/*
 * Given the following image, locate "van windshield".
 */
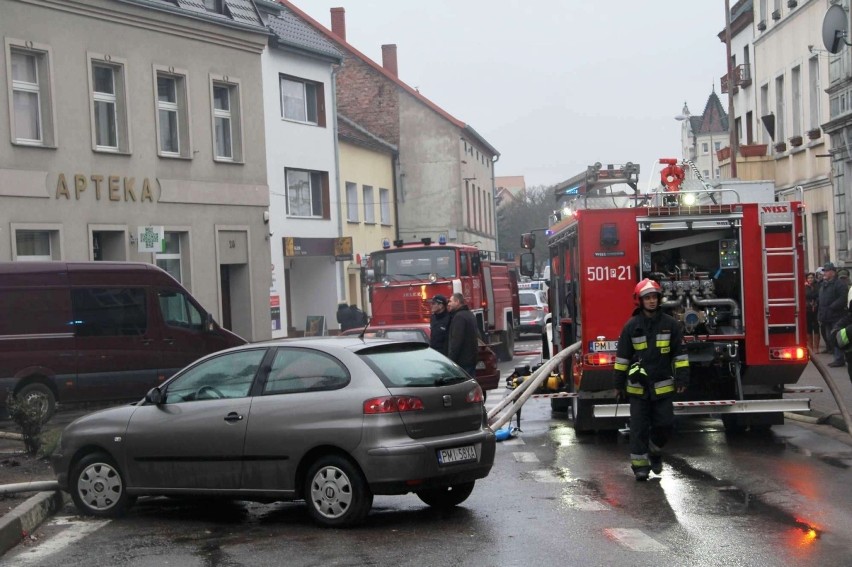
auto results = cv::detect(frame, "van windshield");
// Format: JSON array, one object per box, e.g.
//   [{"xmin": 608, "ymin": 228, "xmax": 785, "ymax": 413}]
[{"xmin": 158, "ymin": 290, "xmax": 203, "ymax": 330}]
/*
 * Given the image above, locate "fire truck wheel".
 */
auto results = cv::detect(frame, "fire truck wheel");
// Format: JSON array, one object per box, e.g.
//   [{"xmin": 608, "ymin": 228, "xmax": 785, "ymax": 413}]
[
  {"xmin": 721, "ymin": 414, "xmax": 746, "ymax": 434},
  {"xmin": 571, "ymin": 397, "xmax": 594, "ymax": 434}
]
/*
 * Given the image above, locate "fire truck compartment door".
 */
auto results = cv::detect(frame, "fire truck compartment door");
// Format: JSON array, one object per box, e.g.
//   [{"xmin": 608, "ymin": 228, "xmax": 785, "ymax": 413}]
[
  {"xmin": 483, "ymin": 264, "xmax": 496, "ymax": 324},
  {"xmin": 643, "ymin": 229, "xmax": 732, "ymax": 253}
]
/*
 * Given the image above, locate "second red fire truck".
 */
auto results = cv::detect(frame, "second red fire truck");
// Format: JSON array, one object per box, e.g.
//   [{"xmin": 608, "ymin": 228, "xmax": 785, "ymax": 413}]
[
  {"xmin": 522, "ymin": 160, "xmax": 814, "ymax": 433},
  {"xmin": 365, "ymin": 237, "xmax": 520, "ymax": 361}
]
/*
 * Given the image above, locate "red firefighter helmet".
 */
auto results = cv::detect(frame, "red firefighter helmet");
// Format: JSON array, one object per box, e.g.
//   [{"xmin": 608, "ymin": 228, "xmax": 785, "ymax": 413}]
[{"xmin": 633, "ymin": 278, "xmax": 662, "ymax": 306}]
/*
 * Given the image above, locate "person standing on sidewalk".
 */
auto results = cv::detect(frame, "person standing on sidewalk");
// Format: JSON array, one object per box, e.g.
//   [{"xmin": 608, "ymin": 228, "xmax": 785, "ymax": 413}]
[
  {"xmin": 805, "ymin": 272, "xmax": 820, "ymax": 353},
  {"xmin": 447, "ymin": 292, "xmax": 478, "ymax": 377},
  {"xmin": 613, "ymin": 279, "xmax": 689, "ymax": 481},
  {"xmin": 819, "ymin": 262, "xmax": 848, "ymax": 367}
]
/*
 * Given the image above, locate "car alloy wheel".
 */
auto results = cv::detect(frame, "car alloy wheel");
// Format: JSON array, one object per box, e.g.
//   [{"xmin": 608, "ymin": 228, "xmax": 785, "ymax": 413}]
[
  {"xmin": 71, "ymin": 452, "xmax": 133, "ymax": 517},
  {"xmin": 305, "ymin": 455, "xmax": 372, "ymax": 527},
  {"xmin": 416, "ymin": 481, "xmax": 475, "ymax": 509}
]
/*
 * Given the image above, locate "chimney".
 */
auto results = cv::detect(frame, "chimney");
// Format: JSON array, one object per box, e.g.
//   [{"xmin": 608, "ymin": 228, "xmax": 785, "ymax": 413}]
[
  {"xmin": 330, "ymin": 7, "xmax": 346, "ymax": 41},
  {"xmin": 381, "ymin": 44, "xmax": 398, "ymax": 77}
]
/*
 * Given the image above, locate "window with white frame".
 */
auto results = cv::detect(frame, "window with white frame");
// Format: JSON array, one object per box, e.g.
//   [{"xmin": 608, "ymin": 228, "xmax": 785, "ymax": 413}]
[
  {"xmin": 363, "ymin": 186, "xmax": 375, "ymax": 224},
  {"xmin": 211, "ymin": 78, "xmax": 243, "ymax": 162},
  {"xmin": 155, "ymin": 70, "xmax": 190, "ymax": 157},
  {"xmin": 7, "ymin": 42, "xmax": 56, "ymax": 146},
  {"xmin": 15, "ymin": 230, "xmax": 53, "ymax": 261},
  {"xmin": 714, "ymin": 141, "xmax": 721, "ymax": 151},
  {"xmin": 286, "ymin": 169, "xmax": 327, "ymax": 218},
  {"xmin": 89, "ymin": 56, "xmax": 129, "ymax": 153},
  {"xmin": 155, "ymin": 232, "xmax": 184, "ymax": 283},
  {"xmin": 775, "ymin": 75, "xmax": 786, "ymax": 142},
  {"xmin": 809, "ymin": 56, "xmax": 820, "ymax": 131},
  {"xmin": 702, "ymin": 142, "xmax": 709, "ymax": 154},
  {"xmin": 280, "ymin": 75, "xmax": 324, "ymax": 126},
  {"xmin": 380, "ymin": 188, "xmax": 391, "ymax": 225},
  {"xmin": 791, "ymin": 65, "xmax": 802, "ymax": 136},
  {"xmin": 346, "ymin": 182, "xmax": 359, "ymax": 222}
]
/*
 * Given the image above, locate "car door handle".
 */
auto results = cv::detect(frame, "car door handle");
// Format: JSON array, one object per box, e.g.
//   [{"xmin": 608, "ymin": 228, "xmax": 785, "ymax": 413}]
[
  {"xmin": 140, "ymin": 338, "xmax": 154, "ymax": 346},
  {"xmin": 162, "ymin": 338, "xmax": 175, "ymax": 345},
  {"xmin": 224, "ymin": 412, "xmax": 243, "ymax": 423}
]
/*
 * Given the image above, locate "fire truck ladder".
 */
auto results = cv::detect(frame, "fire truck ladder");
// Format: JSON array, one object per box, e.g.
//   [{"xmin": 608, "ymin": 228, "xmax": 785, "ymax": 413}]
[{"xmin": 760, "ymin": 205, "xmax": 800, "ymax": 345}]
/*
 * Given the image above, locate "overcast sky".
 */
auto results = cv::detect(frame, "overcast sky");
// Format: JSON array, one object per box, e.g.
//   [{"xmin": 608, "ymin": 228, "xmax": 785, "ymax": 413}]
[{"xmin": 298, "ymin": 1, "xmax": 728, "ymax": 190}]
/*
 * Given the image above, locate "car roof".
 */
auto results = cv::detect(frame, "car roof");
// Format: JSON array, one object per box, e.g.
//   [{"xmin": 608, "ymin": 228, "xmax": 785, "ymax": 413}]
[{"xmin": 251, "ymin": 335, "xmax": 426, "ymax": 352}]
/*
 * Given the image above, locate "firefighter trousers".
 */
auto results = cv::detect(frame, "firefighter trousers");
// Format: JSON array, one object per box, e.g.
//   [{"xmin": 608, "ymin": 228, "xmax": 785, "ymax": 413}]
[{"xmin": 629, "ymin": 396, "xmax": 674, "ymax": 470}]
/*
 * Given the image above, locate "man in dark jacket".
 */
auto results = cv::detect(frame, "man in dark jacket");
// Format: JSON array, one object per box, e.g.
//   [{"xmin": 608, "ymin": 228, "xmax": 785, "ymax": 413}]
[
  {"xmin": 819, "ymin": 262, "xmax": 849, "ymax": 367},
  {"xmin": 429, "ymin": 294, "xmax": 451, "ymax": 355},
  {"xmin": 613, "ymin": 279, "xmax": 689, "ymax": 482},
  {"xmin": 447, "ymin": 292, "xmax": 478, "ymax": 376},
  {"xmin": 336, "ymin": 302, "xmax": 354, "ymax": 331}
]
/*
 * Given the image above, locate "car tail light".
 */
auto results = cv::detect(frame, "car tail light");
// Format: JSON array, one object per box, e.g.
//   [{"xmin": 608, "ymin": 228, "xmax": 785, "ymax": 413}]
[
  {"xmin": 363, "ymin": 396, "xmax": 424, "ymax": 414},
  {"xmin": 769, "ymin": 347, "xmax": 807, "ymax": 361},
  {"xmin": 465, "ymin": 385, "xmax": 484, "ymax": 403},
  {"xmin": 583, "ymin": 353, "xmax": 615, "ymax": 366}
]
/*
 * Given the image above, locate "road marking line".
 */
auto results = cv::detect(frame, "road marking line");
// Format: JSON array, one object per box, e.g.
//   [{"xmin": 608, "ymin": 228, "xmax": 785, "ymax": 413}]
[
  {"xmin": 604, "ymin": 528, "xmax": 667, "ymax": 552},
  {"xmin": 512, "ymin": 452, "xmax": 540, "ymax": 463},
  {"xmin": 15, "ymin": 518, "xmax": 110, "ymax": 564},
  {"xmin": 564, "ymin": 495, "xmax": 609, "ymax": 510},
  {"xmin": 500, "ymin": 438, "xmax": 525, "ymax": 446},
  {"xmin": 526, "ymin": 469, "xmax": 562, "ymax": 483}
]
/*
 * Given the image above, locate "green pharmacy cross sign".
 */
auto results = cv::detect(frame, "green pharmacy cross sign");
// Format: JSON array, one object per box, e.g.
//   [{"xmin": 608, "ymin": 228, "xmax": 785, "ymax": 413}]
[{"xmin": 137, "ymin": 226, "xmax": 165, "ymax": 253}]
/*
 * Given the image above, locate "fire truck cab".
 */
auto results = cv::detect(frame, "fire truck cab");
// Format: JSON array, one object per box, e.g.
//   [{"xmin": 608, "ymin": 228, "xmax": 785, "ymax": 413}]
[
  {"xmin": 523, "ymin": 161, "xmax": 812, "ymax": 433},
  {"xmin": 365, "ymin": 237, "xmax": 520, "ymax": 361}
]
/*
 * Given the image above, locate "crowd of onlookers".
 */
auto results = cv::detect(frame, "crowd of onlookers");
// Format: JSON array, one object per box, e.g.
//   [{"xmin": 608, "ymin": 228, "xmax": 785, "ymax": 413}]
[{"xmin": 805, "ymin": 262, "xmax": 850, "ymax": 367}]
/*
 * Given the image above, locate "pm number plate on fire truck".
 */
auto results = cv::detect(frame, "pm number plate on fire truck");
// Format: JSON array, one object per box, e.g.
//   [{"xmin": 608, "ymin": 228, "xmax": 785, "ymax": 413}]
[
  {"xmin": 437, "ymin": 445, "xmax": 477, "ymax": 465},
  {"xmin": 590, "ymin": 340, "xmax": 618, "ymax": 352}
]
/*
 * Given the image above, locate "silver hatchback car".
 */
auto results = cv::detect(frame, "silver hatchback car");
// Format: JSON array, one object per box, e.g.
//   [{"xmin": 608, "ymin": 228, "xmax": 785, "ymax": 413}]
[{"xmin": 51, "ymin": 337, "xmax": 496, "ymax": 527}]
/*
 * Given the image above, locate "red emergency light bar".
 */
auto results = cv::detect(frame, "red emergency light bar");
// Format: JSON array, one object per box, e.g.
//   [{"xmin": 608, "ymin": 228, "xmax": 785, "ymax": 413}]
[
  {"xmin": 584, "ymin": 353, "xmax": 615, "ymax": 366},
  {"xmin": 768, "ymin": 347, "xmax": 807, "ymax": 361}
]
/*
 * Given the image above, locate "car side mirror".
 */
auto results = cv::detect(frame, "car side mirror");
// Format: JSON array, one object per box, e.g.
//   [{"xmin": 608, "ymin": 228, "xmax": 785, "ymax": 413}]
[
  {"xmin": 205, "ymin": 312, "xmax": 216, "ymax": 332},
  {"xmin": 145, "ymin": 387, "xmax": 163, "ymax": 405}
]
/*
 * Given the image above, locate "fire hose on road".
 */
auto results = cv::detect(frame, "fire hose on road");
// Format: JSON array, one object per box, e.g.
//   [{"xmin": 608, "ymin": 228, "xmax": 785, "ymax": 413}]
[{"xmin": 487, "ymin": 341, "xmax": 582, "ymax": 431}]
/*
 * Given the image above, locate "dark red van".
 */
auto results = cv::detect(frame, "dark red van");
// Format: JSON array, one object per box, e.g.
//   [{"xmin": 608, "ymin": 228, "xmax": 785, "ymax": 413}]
[{"xmin": 0, "ymin": 262, "xmax": 245, "ymax": 419}]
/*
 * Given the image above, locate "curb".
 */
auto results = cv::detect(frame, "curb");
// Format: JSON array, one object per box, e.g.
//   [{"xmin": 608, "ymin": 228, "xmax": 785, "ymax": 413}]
[{"xmin": 0, "ymin": 490, "xmax": 67, "ymax": 557}]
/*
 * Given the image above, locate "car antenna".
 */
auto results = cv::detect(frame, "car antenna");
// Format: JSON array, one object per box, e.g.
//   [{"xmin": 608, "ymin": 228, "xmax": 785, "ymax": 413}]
[{"xmin": 358, "ymin": 315, "xmax": 371, "ymax": 340}]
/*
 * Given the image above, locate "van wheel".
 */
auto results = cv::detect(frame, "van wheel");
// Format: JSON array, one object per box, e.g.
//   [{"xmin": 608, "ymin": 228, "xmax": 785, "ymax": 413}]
[
  {"xmin": 16, "ymin": 383, "xmax": 56, "ymax": 422},
  {"xmin": 71, "ymin": 452, "xmax": 134, "ymax": 517},
  {"xmin": 416, "ymin": 481, "xmax": 475, "ymax": 508},
  {"xmin": 305, "ymin": 455, "xmax": 372, "ymax": 527}
]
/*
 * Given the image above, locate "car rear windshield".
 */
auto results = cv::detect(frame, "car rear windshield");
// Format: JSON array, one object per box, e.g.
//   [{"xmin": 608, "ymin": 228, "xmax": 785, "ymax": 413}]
[
  {"xmin": 359, "ymin": 344, "xmax": 468, "ymax": 387},
  {"xmin": 519, "ymin": 292, "xmax": 537, "ymax": 306}
]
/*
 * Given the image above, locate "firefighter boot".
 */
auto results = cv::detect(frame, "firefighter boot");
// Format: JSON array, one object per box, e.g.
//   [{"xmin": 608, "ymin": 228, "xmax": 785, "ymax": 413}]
[
  {"xmin": 631, "ymin": 454, "xmax": 650, "ymax": 481},
  {"xmin": 650, "ymin": 455, "xmax": 663, "ymax": 475}
]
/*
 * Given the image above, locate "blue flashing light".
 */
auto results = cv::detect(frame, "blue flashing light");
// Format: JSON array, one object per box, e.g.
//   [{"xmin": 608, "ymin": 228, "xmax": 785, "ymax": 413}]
[
  {"xmin": 382, "ymin": 238, "xmax": 390, "ymax": 249},
  {"xmin": 438, "ymin": 233, "xmax": 447, "ymax": 245},
  {"xmin": 564, "ymin": 185, "xmax": 580, "ymax": 195},
  {"xmin": 546, "ymin": 229, "xmax": 554, "ymax": 236}
]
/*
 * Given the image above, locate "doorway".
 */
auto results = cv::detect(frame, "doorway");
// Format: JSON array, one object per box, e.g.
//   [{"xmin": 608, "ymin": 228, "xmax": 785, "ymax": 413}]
[{"xmin": 219, "ymin": 265, "xmax": 232, "ymax": 331}]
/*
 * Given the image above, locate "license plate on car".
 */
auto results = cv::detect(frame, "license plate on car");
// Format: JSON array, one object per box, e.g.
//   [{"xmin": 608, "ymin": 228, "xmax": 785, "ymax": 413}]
[{"xmin": 437, "ymin": 445, "xmax": 477, "ymax": 465}]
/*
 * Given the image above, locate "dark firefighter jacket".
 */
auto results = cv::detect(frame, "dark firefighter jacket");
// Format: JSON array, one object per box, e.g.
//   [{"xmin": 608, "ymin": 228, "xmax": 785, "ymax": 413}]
[
  {"xmin": 818, "ymin": 277, "xmax": 848, "ymax": 325},
  {"xmin": 447, "ymin": 305, "xmax": 478, "ymax": 370},
  {"xmin": 613, "ymin": 308, "xmax": 689, "ymax": 400},
  {"xmin": 430, "ymin": 310, "xmax": 451, "ymax": 356}
]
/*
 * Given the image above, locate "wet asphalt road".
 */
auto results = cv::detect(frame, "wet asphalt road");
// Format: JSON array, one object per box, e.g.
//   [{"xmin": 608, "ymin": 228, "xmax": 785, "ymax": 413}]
[{"xmin": 5, "ymin": 338, "xmax": 852, "ymax": 566}]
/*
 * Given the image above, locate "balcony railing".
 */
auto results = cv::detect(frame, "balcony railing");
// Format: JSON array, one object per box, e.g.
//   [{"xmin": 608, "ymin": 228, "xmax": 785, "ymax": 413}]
[{"xmin": 721, "ymin": 64, "xmax": 752, "ymax": 94}]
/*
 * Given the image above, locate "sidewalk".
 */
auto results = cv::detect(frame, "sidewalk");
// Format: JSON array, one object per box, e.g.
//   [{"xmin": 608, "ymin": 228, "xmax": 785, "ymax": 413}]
[{"xmin": 796, "ymin": 351, "xmax": 852, "ymax": 431}]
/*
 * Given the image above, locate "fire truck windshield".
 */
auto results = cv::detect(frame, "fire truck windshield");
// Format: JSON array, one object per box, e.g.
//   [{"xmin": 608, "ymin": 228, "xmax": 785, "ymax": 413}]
[{"xmin": 372, "ymin": 249, "xmax": 457, "ymax": 280}]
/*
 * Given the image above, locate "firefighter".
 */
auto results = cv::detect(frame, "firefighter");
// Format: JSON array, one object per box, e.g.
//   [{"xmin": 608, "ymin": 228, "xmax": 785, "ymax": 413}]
[
  {"xmin": 832, "ymin": 286, "xmax": 852, "ymax": 384},
  {"xmin": 613, "ymin": 279, "xmax": 689, "ymax": 481}
]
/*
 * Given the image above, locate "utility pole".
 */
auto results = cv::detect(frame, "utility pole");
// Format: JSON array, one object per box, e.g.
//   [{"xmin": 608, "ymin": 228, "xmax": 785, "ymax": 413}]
[{"xmin": 725, "ymin": 0, "xmax": 739, "ymax": 178}]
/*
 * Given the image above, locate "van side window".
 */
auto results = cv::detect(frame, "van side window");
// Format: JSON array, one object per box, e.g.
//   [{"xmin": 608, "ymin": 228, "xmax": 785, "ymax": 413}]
[
  {"xmin": 158, "ymin": 290, "xmax": 203, "ymax": 330},
  {"xmin": 71, "ymin": 288, "xmax": 147, "ymax": 337},
  {"xmin": 263, "ymin": 348, "xmax": 349, "ymax": 395}
]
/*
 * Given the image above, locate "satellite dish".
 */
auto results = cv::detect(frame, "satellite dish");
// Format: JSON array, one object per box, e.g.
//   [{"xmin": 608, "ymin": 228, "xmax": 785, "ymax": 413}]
[{"xmin": 823, "ymin": 4, "xmax": 850, "ymax": 55}]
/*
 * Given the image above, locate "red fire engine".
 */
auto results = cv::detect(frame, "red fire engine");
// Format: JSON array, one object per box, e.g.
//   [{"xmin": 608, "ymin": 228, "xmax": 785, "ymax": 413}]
[
  {"xmin": 366, "ymin": 237, "xmax": 520, "ymax": 361},
  {"xmin": 521, "ymin": 160, "xmax": 813, "ymax": 433}
]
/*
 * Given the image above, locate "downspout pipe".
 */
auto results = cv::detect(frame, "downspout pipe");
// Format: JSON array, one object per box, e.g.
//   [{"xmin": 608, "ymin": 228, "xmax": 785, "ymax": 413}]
[
  {"xmin": 491, "ymin": 154, "xmax": 500, "ymax": 260},
  {"xmin": 331, "ymin": 66, "xmax": 346, "ymax": 304}
]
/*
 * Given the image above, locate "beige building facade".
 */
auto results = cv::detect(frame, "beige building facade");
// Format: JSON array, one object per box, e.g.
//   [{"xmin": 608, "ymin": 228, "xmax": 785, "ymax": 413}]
[
  {"xmin": 0, "ymin": 0, "xmax": 272, "ymax": 341},
  {"xmin": 337, "ymin": 115, "xmax": 398, "ymax": 316}
]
